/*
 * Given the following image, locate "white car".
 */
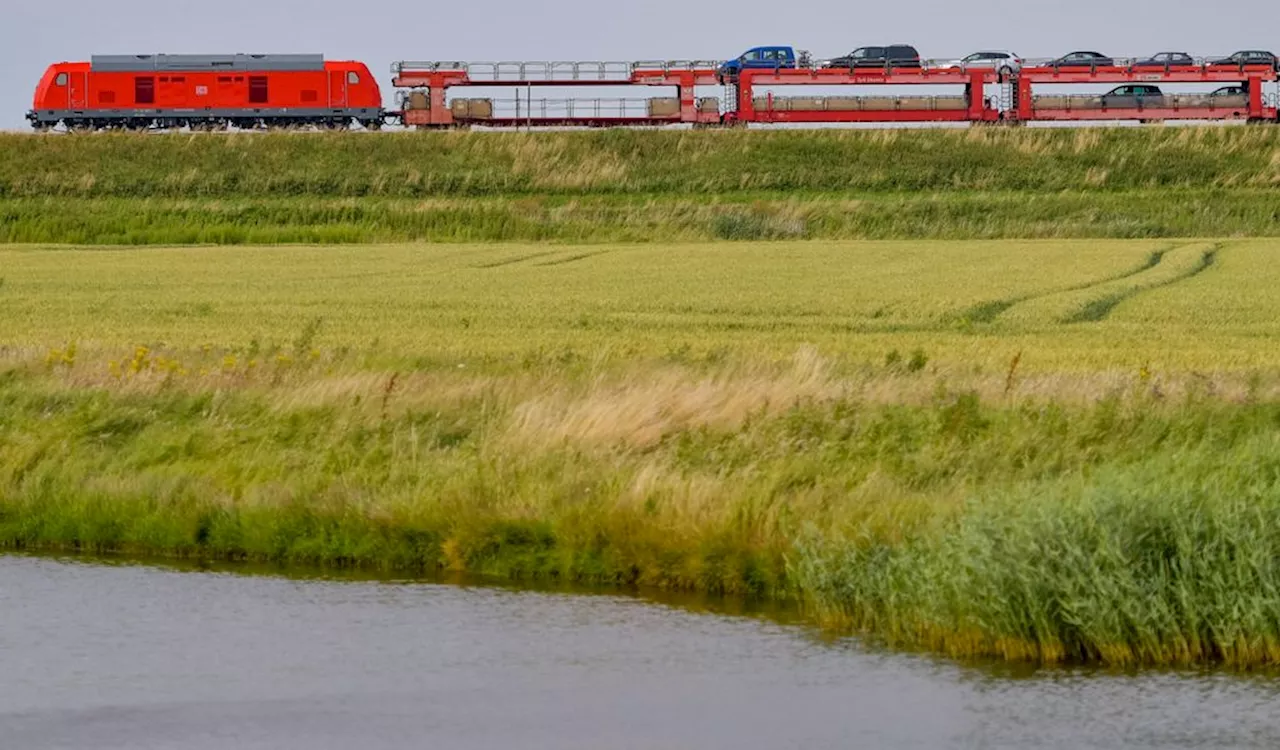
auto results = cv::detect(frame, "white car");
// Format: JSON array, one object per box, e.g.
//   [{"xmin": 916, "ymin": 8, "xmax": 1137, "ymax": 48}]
[{"xmin": 936, "ymin": 51, "xmax": 1022, "ymax": 76}]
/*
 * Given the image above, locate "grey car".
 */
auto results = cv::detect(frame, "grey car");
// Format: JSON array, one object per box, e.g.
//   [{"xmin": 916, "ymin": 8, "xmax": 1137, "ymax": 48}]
[
  {"xmin": 1132, "ymin": 52, "xmax": 1194, "ymax": 68},
  {"xmin": 1101, "ymin": 84, "xmax": 1164, "ymax": 107}
]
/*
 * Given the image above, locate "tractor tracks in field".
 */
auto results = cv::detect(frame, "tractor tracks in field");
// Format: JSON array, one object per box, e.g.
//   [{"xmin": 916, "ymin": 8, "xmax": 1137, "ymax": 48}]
[
  {"xmin": 473, "ymin": 250, "xmax": 565, "ymax": 269},
  {"xmin": 474, "ymin": 249, "xmax": 614, "ymax": 269},
  {"xmin": 957, "ymin": 242, "xmax": 1220, "ymax": 327}
]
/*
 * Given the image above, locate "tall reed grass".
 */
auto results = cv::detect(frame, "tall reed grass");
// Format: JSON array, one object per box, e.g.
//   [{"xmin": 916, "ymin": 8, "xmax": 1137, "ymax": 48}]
[
  {"xmin": 3, "ymin": 191, "xmax": 1278, "ymax": 244},
  {"xmin": 4, "ymin": 348, "xmax": 1280, "ymax": 666},
  {"xmin": 4, "ymin": 128, "xmax": 1280, "ymax": 243},
  {"xmin": 6, "ymin": 128, "xmax": 1280, "ymax": 198}
]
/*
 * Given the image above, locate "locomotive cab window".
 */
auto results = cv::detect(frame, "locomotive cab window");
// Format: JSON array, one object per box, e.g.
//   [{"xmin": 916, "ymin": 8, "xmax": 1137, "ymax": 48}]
[
  {"xmin": 55, "ymin": 73, "xmax": 68, "ymax": 86},
  {"xmin": 347, "ymin": 72, "xmax": 359, "ymax": 84}
]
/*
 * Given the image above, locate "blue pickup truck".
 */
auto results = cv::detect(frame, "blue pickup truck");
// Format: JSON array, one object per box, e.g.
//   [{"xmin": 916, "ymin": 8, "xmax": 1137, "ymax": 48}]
[{"xmin": 718, "ymin": 46, "xmax": 810, "ymax": 77}]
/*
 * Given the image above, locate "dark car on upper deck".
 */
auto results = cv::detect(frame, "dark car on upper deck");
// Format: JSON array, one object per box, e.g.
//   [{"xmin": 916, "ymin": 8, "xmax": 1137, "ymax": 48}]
[
  {"xmin": 822, "ymin": 45, "xmax": 922, "ymax": 70},
  {"xmin": 1049, "ymin": 51, "xmax": 1115, "ymax": 68},
  {"xmin": 1131, "ymin": 52, "xmax": 1195, "ymax": 69},
  {"xmin": 1207, "ymin": 50, "xmax": 1278, "ymax": 69}
]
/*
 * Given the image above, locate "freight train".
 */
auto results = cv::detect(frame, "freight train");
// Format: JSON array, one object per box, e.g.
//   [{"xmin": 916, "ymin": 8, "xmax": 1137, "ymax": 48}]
[{"xmin": 25, "ymin": 48, "xmax": 1280, "ymax": 131}]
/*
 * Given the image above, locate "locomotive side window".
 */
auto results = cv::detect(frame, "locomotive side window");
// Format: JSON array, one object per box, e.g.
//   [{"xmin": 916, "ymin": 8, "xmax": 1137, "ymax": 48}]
[
  {"xmin": 135, "ymin": 77, "xmax": 155, "ymax": 105},
  {"xmin": 55, "ymin": 73, "xmax": 68, "ymax": 86},
  {"xmin": 347, "ymin": 72, "xmax": 359, "ymax": 84},
  {"xmin": 249, "ymin": 76, "xmax": 268, "ymax": 104}
]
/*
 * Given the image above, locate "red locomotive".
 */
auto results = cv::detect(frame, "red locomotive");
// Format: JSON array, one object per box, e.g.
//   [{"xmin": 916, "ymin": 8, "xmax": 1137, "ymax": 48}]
[{"xmin": 27, "ymin": 54, "xmax": 383, "ymax": 131}]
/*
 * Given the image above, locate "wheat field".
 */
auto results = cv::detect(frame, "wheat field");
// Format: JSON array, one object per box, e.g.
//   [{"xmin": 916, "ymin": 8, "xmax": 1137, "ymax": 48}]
[{"xmin": 2, "ymin": 238, "xmax": 1273, "ymax": 372}]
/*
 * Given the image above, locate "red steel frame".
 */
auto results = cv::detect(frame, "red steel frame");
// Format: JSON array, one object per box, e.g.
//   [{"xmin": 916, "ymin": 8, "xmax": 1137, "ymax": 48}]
[
  {"xmin": 392, "ymin": 66, "xmax": 721, "ymax": 127},
  {"xmin": 1011, "ymin": 65, "xmax": 1279, "ymax": 122},
  {"xmin": 735, "ymin": 68, "xmax": 997, "ymax": 123},
  {"xmin": 391, "ymin": 62, "xmax": 1280, "ymax": 127}
]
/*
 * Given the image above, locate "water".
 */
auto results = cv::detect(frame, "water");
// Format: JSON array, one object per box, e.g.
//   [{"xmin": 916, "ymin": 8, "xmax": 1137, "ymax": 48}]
[{"xmin": 2, "ymin": 555, "xmax": 1278, "ymax": 750}]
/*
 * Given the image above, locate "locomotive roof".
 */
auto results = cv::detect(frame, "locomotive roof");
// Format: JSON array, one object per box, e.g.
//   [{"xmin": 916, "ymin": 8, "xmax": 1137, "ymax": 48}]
[{"xmin": 89, "ymin": 54, "xmax": 327, "ymax": 72}]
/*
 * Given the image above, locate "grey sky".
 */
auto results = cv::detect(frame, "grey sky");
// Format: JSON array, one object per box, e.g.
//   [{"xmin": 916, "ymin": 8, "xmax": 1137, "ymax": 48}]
[{"xmin": 2, "ymin": 0, "xmax": 1275, "ymax": 129}]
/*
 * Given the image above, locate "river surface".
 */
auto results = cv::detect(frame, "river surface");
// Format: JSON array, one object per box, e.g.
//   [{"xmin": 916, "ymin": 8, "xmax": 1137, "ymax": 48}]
[{"xmin": 2, "ymin": 555, "xmax": 1278, "ymax": 750}]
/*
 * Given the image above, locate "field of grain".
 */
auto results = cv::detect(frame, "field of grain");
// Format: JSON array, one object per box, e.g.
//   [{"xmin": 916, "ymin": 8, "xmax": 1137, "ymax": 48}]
[
  {"xmin": 2, "ymin": 238, "xmax": 1277, "ymax": 373},
  {"xmin": 4, "ymin": 239, "xmax": 1280, "ymax": 666}
]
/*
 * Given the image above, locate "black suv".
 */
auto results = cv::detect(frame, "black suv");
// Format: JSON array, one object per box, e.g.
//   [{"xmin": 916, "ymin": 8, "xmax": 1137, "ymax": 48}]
[{"xmin": 823, "ymin": 45, "xmax": 922, "ymax": 69}]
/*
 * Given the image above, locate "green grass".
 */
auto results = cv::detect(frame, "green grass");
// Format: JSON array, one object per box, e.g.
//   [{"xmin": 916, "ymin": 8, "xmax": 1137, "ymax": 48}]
[
  {"xmin": 3, "ymin": 128, "xmax": 1280, "ymax": 243},
  {"xmin": 7, "ymin": 128, "xmax": 1280, "ymax": 197},
  {"xmin": 6, "ymin": 240, "xmax": 1280, "ymax": 666}
]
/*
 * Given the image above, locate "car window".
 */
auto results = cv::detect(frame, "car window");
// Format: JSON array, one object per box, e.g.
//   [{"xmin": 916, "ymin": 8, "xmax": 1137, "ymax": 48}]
[{"xmin": 743, "ymin": 50, "xmax": 761, "ymax": 61}]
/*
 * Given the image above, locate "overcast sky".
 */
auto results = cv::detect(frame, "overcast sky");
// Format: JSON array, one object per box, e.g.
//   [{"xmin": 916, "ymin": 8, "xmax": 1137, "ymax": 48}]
[{"xmin": 2, "ymin": 0, "xmax": 1276, "ymax": 129}]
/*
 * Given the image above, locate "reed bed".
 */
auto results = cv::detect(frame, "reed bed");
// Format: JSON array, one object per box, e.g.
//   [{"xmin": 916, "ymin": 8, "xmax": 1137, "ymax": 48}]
[{"xmin": 4, "ymin": 351, "xmax": 1280, "ymax": 666}]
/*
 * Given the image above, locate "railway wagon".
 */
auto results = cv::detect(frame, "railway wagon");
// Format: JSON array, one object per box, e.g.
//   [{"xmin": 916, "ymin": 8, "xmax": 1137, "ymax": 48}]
[{"xmin": 27, "ymin": 54, "xmax": 383, "ymax": 131}]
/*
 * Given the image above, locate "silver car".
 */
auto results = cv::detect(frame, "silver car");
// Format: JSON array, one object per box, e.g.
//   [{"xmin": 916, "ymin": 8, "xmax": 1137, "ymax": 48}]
[{"xmin": 936, "ymin": 50, "xmax": 1022, "ymax": 76}]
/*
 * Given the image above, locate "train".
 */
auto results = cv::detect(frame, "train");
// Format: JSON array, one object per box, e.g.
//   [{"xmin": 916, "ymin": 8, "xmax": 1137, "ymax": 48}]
[
  {"xmin": 25, "ymin": 48, "xmax": 1280, "ymax": 132},
  {"xmin": 27, "ymin": 54, "xmax": 383, "ymax": 132}
]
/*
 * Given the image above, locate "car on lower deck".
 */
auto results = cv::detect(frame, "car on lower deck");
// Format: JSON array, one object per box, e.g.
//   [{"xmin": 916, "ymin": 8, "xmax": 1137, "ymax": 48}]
[
  {"xmin": 1210, "ymin": 85, "xmax": 1248, "ymax": 97},
  {"xmin": 1101, "ymin": 84, "xmax": 1164, "ymax": 107}
]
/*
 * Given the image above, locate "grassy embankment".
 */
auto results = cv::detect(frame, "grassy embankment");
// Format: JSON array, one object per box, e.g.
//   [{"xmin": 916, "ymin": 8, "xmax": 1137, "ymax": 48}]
[
  {"xmin": 4, "ymin": 240, "xmax": 1280, "ymax": 666},
  {"xmin": 3, "ymin": 127, "xmax": 1280, "ymax": 243}
]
